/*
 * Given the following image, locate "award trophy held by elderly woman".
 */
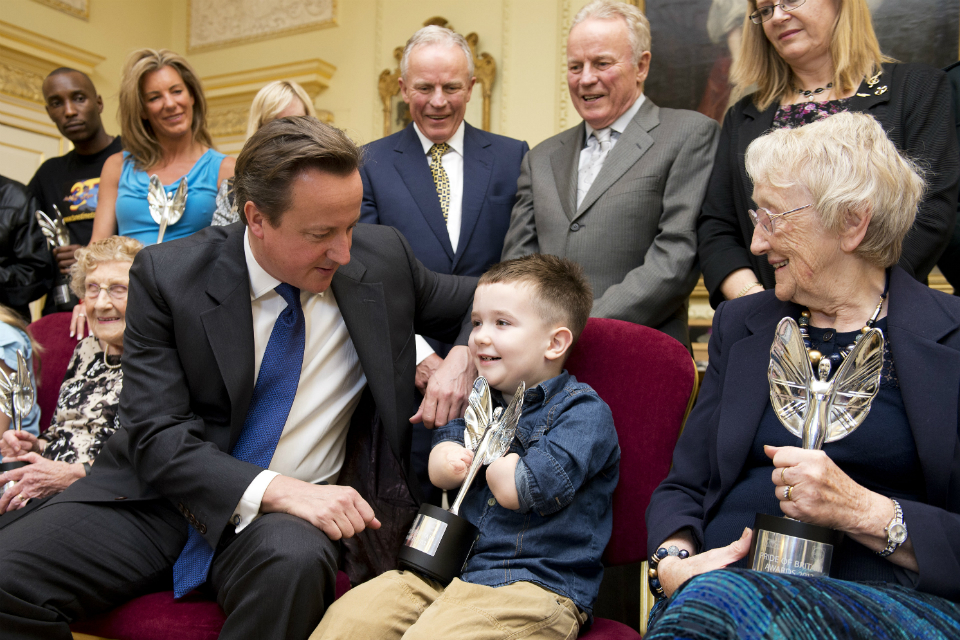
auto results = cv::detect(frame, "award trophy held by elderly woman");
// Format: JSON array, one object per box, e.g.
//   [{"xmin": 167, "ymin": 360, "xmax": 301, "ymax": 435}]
[
  {"xmin": 644, "ymin": 112, "xmax": 960, "ymax": 639},
  {"xmin": 0, "ymin": 352, "xmax": 35, "ymax": 496}
]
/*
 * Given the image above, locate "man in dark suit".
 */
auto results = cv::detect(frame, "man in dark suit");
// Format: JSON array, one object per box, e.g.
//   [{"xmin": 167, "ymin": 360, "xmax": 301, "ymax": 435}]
[
  {"xmin": 501, "ymin": 0, "xmax": 718, "ymax": 349},
  {"xmin": 0, "ymin": 118, "xmax": 476, "ymax": 640},
  {"xmin": 360, "ymin": 25, "xmax": 527, "ymax": 502}
]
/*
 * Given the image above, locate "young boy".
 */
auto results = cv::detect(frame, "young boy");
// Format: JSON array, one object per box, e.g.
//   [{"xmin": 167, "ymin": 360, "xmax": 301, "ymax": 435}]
[{"xmin": 313, "ymin": 254, "xmax": 620, "ymax": 640}]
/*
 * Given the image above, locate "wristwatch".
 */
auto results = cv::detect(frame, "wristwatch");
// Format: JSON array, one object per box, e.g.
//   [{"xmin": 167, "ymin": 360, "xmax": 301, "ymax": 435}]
[{"xmin": 878, "ymin": 498, "xmax": 907, "ymax": 557}]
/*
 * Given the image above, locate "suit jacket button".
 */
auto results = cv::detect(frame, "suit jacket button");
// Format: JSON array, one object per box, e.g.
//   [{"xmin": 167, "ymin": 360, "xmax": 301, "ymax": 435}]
[
  {"xmin": 570, "ymin": 223, "xmax": 580, "ymax": 232},
  {"xmin": 232, "ymin": 514, "xmax": 241, "ymax": 526}
]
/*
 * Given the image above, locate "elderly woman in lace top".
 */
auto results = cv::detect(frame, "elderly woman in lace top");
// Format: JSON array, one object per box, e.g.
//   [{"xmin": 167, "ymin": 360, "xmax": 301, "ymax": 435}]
[{"xmin": 0, "ymin": 236, "xmax": 141, "ymax": 513}]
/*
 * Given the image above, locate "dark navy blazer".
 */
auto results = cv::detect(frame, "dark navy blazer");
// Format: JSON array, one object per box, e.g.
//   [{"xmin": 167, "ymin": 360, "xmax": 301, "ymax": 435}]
[
  {"xmin": 359, "ymin": 122, "xmax": 529, "ymax": 278},
  {"xmin": 646, "ymin": 266, "xmax": 960, "ymax": 602}
]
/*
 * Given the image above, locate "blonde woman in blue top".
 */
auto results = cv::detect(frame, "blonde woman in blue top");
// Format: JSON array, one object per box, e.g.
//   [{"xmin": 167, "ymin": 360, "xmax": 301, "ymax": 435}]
[{"xmin": 89, "ymin": 49, "xmax": 235, "ymax": 246}]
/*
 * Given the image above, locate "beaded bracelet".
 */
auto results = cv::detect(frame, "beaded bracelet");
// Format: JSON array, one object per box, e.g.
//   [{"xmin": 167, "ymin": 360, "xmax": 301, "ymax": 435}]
[
  {"xmin": 648, "ymin": 545, "xmax": 690, "ymax": 600},
  {"xmin": 736, "ymin": 281, "xmax": 762, "ymax": 298}
]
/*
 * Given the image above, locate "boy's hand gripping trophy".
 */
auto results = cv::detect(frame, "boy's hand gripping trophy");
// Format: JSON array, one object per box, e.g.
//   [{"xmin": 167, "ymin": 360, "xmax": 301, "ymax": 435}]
[
  {"xmin": 398, "ymin": 377, "xmax": 525, "ymax": 584},
  {"xmin": 147, "ymin": 175, "xmax": 188, "ymax": 244},
  {"xmin": 0, "ymin": 352, "xmax": 36, "ymax": 495},
  {"xmin": 36, "ymin": 205, "xmax": 73, "ymax": 307}
]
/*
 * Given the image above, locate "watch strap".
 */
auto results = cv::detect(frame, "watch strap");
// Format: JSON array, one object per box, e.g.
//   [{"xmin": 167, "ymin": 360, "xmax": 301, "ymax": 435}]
[{"xmin": 878, "ymin": 498, "xmax": 905, "ymax": 558}]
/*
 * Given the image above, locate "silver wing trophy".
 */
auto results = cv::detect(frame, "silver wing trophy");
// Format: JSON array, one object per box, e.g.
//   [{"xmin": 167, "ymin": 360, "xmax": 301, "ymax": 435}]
[
  {"xmin": 768, "ymin": 317, "xmax": 884, "ymax": 450},
  {"xmin": 147, "ymin": 175, "xmax": 188, "ymax": 244},
  {"xmin": 35, "ymin": 205, "xmax": 73, "ymax": 306},
  {"xmin": 0, "ymin": 351, "xmax": 36, "ymax": 494}
]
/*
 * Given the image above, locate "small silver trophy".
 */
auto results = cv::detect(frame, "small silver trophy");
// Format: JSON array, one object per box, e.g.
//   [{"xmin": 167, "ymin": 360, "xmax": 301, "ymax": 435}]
[
  {"xmin": 0, "ymin": 351, "xmax": 36, "ymax": 495},
  {"xmin": 36, "ymin": 205, "xmax": 74, "ymax": 307},
  {"xmin": 747, "ymin": 317, "xmax": 884, "ymax": 577},
  {"xmin": 398, "ymin": 377, "xmax": 525, "ymax": 584},
  {"xmin": 147, "ymin": 175, "xmax": 188, "ymax": 244}
]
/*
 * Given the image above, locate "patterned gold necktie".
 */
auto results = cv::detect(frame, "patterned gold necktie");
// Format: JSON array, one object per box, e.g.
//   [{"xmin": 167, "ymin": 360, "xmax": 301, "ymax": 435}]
[{"xmin": 429, "ymin": 143, "xmax": 451, "ymax": 223}]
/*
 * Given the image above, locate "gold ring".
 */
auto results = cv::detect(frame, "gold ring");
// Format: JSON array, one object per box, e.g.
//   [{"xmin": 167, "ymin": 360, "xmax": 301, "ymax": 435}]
[
  {"xmin": 783, "ymin": 485, "xmax": 793, "ymax": 501},
  {"xmin": 16, "ymin": 493, "xmax": 24, "ymax": 502},
  {"xmin": 780, "ymin": 467, "xmax": 787, "ymax": 485}
]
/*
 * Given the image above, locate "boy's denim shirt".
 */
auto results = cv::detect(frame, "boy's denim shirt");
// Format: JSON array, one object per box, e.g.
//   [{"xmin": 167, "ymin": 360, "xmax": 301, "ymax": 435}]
[{"xmin": 432, "ymin": 370, "xmax": 620, "ymax": 615}]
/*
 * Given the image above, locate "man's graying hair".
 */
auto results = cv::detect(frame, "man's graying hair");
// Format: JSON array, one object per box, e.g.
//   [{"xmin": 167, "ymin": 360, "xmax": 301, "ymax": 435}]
[
  {"xmin": 400, "ymin": 26, "xmax": 475, "ymax": 79},
  {"xmin": 571, "ymin": 0, "xmax": 651, "ymax": 65},
  {"xmin": 234, "ymin": 117, "xmax": 362, "ymax": 227}
]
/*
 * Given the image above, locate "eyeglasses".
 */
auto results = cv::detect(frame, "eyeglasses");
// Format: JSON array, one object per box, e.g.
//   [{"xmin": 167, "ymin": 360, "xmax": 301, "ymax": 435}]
[
  {"xmin": 748, "ymin": 204, "xmax": 813, "ymax": 234},
  {"xmin": 85, "ymin": 283, "xmax": 128, "ymax": 300},
  {"xmin": 750, "ymin": 0, "xmax": 807, "ymax": 24}
]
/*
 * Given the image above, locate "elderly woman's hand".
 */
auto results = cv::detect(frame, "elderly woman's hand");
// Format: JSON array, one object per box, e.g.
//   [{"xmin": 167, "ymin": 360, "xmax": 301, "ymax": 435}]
[
  {"xmin": 69, "ymin": 303, "xmax": 89, "ymax": 340},
  {"xmin": 0, "ymin": 429, "xmax": 42, "ymax": 459},
  {"xmin": 657, "ymin": 527, "xmax": 753, "ymax": 599},
  {"xmin": 0, "ymin": 453, "xmax": 85, "ymax": 513},
  {"xmin": 767, "ymin": 445, "xmax": 879, "ymax": 531}
]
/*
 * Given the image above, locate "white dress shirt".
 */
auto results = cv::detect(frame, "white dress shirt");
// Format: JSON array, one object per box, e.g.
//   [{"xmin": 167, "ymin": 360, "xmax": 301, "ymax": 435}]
[
  {"xmin": 232, "ymin": 228, "xmax": 367, "ymax": 532},
  {"xmin": 412, "ymin": 121, "xmax": 466, "ymax": 364},
  {"xmin": 577, "ymin": 93, "xmax": 646, "ymax": 207}
]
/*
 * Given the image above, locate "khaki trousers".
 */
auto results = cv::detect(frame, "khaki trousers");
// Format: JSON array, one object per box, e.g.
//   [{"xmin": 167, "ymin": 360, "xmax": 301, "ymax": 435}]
[{"xmin": 312, "ymin": 570, "xmax": 586, "ymax": 640}]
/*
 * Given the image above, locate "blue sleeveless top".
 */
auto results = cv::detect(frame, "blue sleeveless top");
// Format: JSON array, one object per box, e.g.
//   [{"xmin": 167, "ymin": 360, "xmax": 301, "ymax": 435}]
[{"xmin": 116, "ymin": 148, "xmax": 225, "ymax": 245}]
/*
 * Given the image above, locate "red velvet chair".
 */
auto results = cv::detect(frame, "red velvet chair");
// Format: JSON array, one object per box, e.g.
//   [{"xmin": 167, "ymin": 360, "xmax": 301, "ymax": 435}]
[
  {"xmin": 30, "ymin": 315, "xmax": 694, "ymax": 639},
  {"xmin": 567, "ymin": 318, "xmax": 698, "ymax": 638}
]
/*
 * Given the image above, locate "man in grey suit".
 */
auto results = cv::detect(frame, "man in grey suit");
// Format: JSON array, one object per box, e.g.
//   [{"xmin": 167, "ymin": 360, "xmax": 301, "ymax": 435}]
[
  {"xmin": 501, "ymin": 0, "xmax": 719, "ymax": 348},
  {"xmin": 0, "ymin": 118, "xmax": 476, "ymax": 640}
]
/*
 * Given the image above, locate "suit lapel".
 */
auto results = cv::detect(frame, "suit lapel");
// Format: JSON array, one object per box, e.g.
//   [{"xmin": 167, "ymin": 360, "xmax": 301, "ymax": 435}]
[
  {"xmin": 716, "ymin": 295, "xmax": 799, "ymax": 494},
  {"xmin": 886, "ymin": 268, "xmax": 960, "ymax": 507},
  {"xmin": 199, "ymin": 226, "xmax": 256, "ymax": 450},
  {"xmin": 575, "ymin": 99, "xmax": 658, "ymax": 219},
  {"xmin": 331, "ymin": 260, "xmax": 401, "ymax": 461},
  {"xmin": 847, "ymin": 64, "xmax": 893, "ymax": 113},
  {"xmin": 454, "ymin": 124, "xmax": 493, "ymax": 271},
  {"xmin": 736, "ymin": 101, "xmax": 775, "ymax": 207},
  {"xmin": 393, "ymin": 125, "xmax": 455, "ymax": 261},
  {"xmin": 550, "ymin": 124, "xmax": 584, "ymax": 222}
]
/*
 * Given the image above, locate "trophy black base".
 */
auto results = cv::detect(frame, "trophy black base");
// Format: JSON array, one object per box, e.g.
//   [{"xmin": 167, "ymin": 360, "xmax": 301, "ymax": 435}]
[
  {"xmin": 1, "ymin": 460, "xmax": 28, "ymax": 494},
  {"xmin": 398, "ymin": 503, "xmax": 478, "ymax": 586},
  {"xmin": 747, "ymin": 513, "xmax": 844, "ymax": 578}
]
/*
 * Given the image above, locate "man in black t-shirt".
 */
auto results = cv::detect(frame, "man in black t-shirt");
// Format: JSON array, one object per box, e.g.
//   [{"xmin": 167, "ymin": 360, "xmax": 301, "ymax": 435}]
[{"xmin": 28, "ymin": 67, "xmax": 121, "ymax": 313}]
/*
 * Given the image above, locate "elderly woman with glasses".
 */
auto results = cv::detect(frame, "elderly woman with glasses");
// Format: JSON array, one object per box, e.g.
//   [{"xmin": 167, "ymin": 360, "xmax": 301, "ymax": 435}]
[
  {"xmin": 0, "ymin": 236, "xmax": 142, "ymax": 514},
  {"xmin": 644, "ymin": 113, "xmax": 960, "ymax": 639},
  {"xmin": 697, "ymin": 0, "xmax": 958, "ymax": 310}
]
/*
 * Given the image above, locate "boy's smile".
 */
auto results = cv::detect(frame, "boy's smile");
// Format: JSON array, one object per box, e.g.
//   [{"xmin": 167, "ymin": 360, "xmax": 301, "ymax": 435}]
[{"xmin": 470, "ymin": 282, "xmax": 561, "ymax": 394}]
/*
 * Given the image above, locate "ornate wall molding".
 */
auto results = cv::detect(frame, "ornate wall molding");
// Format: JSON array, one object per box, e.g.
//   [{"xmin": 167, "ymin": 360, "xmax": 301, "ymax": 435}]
[
  {"xmin": 188, "ymin": 0, "xmax": 337, "ymax": 53},
  {"xmin": 0, "ymin": 20, "xmax": 104, "ymax": 76},
  {"xmin": 557, "ymin": 0, "xmax": 572, "ymax": 131},
  {"xmin": 202, "ymin": 58, "xmax": 335, "ymax": 143},
  {"xmin": 0, "ymin": 61, "xmax": 44, "ymax": 104},
  {"xmin": 499, "ymin": 0, "xmax": 511, "ymax": 133},
  {"xmin": 29, "ymin": 0, "xmax": 89, "ymax": 21}
]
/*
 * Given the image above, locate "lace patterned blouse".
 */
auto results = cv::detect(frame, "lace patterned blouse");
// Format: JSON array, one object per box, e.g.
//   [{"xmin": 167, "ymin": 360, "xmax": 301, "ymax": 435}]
[
  {"xmin": 39, "ymin": 336, "xmax": 122, "ymax": 464},
  {"xmin": 772, "ymin": 97, "xmax": 851, "ymax": 129}
]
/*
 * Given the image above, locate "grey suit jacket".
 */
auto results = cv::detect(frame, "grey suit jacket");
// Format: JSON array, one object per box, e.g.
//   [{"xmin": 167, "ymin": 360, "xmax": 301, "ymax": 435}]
[{"xmin": 501, "ymin": 98, "xmax": 719, "ymax": 347}]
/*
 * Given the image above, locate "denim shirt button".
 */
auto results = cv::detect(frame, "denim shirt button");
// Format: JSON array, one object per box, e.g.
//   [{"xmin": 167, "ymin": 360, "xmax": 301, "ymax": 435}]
[{"xmin": 487, "ymin": 498, "xmax": 496, "ymax": 506}]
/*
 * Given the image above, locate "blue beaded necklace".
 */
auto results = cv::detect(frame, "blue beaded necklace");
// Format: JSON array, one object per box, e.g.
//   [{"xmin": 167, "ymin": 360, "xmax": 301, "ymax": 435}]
[{"xmin": 797, "ymin": 271, "xmax": 889, "ymax": 375}]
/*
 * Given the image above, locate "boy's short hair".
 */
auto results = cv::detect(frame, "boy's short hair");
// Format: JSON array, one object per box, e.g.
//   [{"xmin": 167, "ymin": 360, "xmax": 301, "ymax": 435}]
[{"xmin": 478, "ymin": 254, "xmax": 593, "ymax": 343}]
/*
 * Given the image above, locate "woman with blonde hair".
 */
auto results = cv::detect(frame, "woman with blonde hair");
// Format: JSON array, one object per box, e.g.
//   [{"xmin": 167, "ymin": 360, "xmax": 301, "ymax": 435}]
[
  {"xmin": 212, "ymin": 80, "xmax": 315, "ymax": 226},
  {"xmin": 697, "ymin": 0, "xmax": 958, "ymax": 309},
  {"xmin": 0, "ymin": 236, "xmax": 142, "ymax": 513},
  {"xmin": 89, "ymin": 48, "xmax": 235, "ymax": 246}
]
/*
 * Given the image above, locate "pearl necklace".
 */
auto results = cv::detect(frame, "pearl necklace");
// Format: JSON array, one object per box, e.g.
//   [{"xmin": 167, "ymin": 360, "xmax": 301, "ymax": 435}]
[{"xmin": 102, "ymin": 349, "xmax": 121, "ymax": 371}]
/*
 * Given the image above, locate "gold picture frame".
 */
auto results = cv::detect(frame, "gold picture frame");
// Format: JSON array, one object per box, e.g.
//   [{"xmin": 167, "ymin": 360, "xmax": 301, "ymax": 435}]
[{"xmin": 378, "ymin": 17, "xmax": 497, "ymax": 138}]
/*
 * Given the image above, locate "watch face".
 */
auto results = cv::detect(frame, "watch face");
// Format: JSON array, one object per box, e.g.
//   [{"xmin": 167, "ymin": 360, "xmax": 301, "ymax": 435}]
[{"xmin": 889, "ymin": 523, "xmax": 908, "ymax": 544}]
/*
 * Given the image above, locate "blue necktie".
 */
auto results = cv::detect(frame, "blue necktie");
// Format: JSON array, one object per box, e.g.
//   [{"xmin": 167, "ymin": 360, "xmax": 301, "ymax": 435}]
[{"xmin": 172, "ymin": 283, "xmax": 305, "ymax": 598}]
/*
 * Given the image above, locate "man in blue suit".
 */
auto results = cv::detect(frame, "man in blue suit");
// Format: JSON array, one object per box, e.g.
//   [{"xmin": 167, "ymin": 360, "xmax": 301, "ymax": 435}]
[{"xmin": 360, "ymin": 25, "xmax": 528, "ymax": 503}]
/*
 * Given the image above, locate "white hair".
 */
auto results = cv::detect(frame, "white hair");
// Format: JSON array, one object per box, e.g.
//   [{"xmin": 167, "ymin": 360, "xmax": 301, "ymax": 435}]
[
  {"xmin": 745, "ymin": 112, "xmax": 926, "ymax": 269},
  {"xmin": 570, "ymin": 0, "xmax": 651, "ymax": 64},
  {"xmin": 400, "ymin": 26, "xmax": 475, "ymax": 80}
]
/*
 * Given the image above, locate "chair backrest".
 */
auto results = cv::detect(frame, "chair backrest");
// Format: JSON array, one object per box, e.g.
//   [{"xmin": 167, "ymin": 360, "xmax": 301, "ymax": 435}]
[
  {"xmin": 27, "ymin": 312, "xmax": 75, "ymax": 432},
  {"xmin": 565, "ymin": 317, "xmax": 697, "ymax": 567}
]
